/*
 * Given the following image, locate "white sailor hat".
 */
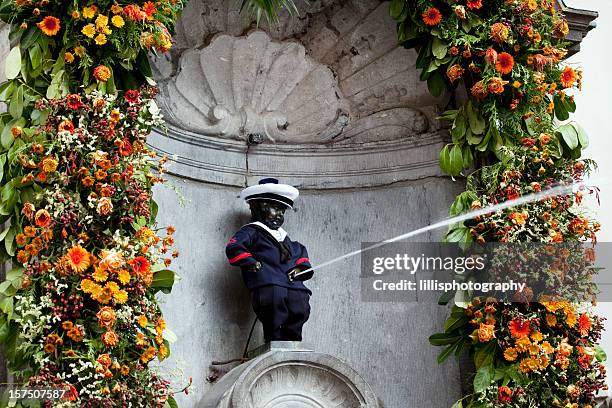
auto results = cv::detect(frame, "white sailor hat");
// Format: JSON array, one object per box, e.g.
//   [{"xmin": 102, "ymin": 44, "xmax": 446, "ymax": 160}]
[{"xmin": 240, "ymin": 178, "xmax": 299, "ymax": 209}]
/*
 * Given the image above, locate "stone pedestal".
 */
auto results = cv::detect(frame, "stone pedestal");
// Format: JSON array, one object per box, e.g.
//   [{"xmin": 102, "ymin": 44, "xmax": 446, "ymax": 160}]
[{"xmin": 200, "ymin": 342, "xmax": 381, "ymax": 408}]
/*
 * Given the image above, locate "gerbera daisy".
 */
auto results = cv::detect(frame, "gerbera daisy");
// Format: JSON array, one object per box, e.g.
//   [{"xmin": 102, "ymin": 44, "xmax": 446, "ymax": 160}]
[
  {"xmin": 128, "ymin": 256, "xmax": 151, "ymax": 275},
  {"xmin": 67, "ymin": 245, "xmax": 91, "ymax": 273},
  {"xmin": 509, "ymin": 318, "xmax": 531, "ymax": 338},
  {"xmin": 37, "ymin": 16, "xmax": 61, "ymax": 36},
  {"xmin": 124, "ymin": 89, "xmax": 141, "ymax": 103},
  {"xmin": 495, "ymin": 52, "xmax": 514, "ymax": 75},
  {"xmin": 560, "ymin": 66, "xmax": 578, "ymax": 88},
  {"xmin": 579, "ymin": 313, "xmax": 591, "ymax": 336},
  {"xmin": 422, "ymin": 7, "xmax": 442, "ymax": 26},
  {"xmin": 35, "ymin": 209, "xmax": 51, "ymax": 227},
  {"xmin": 143, "ymin": 1, "xmax": 157, "ymax": 18}
]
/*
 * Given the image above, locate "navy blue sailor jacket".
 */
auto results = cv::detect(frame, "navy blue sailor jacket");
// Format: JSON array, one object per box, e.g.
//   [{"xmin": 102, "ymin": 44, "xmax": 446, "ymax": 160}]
[{"xmin": 225, "ymin": 223, "xmax": 313, "ymax": 294}]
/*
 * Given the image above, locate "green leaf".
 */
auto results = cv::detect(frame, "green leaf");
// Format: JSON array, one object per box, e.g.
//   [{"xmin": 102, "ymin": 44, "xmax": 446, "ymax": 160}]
[
  {"xmin": 571, "ymin": 122, "xmax": 589, "ymax": 149},
  {"xmin": 439, "ymin": 144, "xmax": 452, "ymax": 174},
  {"xmin": 432, "ymin": 37, "xmax": 448, "ymax": 59},
  {"xmin": 6, "ymin": 266, "xmax": 23, "ymax": 281},
  {"xmin": 8, "ymin": 84, "xmax": 23, "ymax": 119},
  {"xmin": 451, "ymin": 401, "xmax": 463, "ymax": 408},
  {"xmin": 1, "ymin": 117, "xmax": 26, "ymax": 150},
  {"xmin": 5, "ymin": 47, "xmax": 21, "ymax": 80},
  {"xmin": 451, "ymin": 110, "xmax": 466, "ymax": 142},
  {"xmin": 466, "ymin": 101, "xmax": 485, "ymax": 135},
  {"xmin": 476, "ymin": 126, "xmax": 492, "ymax": 152},
  {"xmin": 0, "ymin": 81, "xmax": 14, "ymax": 101},
  {"xmin": 474, "ymin": 342, "xmax": 495, "ymax": 369},
  {"xmin": 449, "ymin": 144, "xmax": 463, "ymax": 175},
  {"xmin": 429, "ymin": 333, "xmax": 462, "ymax": 346},
  {"xmin": 165, "ymin": 396, "xmax": 178, "ymax": 408},
  {"xmin": 554, "ymin": 95, "xmax": 569, "ymax": 121},
  {"xmin": 4, "ymin": 226, "xmax": 16, "ymax": 257},
  {"xmin": 427, "ymin": 70, "xmax": 445, "ymax": 97},
  {"xmin": 28, "ymin": 44, "xmax": 42, "ymax": 71},
  {"xmin": 389, "ymin": 0, "xmax": 405, "ymax": 20},
  {"xmin": 462, "ymin": 145, "xmax": 474, "ymax": 169},
  {"xmin": 437, "ymin": 344, "xmax": 456, "ymax": 364},
  {"xmin": 595, "ymin": 345, "xmax": 607, "ymax": 362},
  {"xmin": 445, "ymin": 306, "xmax": 468, "ymax": 332},
  {"xmin": 558, "ymin": 124, "xmax": 579, "ymax": 150},
  {"xmin": 151, "ymin": 270, "xmax": 176, "ymax": 294},
  {"xmin": 473, "ymin": 366, "xmax": 493, "ymax": 393}
]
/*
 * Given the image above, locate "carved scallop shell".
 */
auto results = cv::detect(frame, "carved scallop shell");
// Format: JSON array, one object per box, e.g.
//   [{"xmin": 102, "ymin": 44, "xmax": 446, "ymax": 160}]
[{"xmin": 158, "ymin": 31, "xmax": 346, "ymax": 143}]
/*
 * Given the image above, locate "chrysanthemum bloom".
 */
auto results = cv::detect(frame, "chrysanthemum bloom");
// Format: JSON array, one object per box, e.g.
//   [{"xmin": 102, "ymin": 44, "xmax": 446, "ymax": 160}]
[
  {"xmin": 125, "ymin": 89, "xmax": 141, "ymax": 103},
  {"xmin": 97, "ymin": 353, "xmax": 112, "ymax": 368},
  {"xmin": 101, "ymin": 330, "xmax": 120, "ymax": 347},
  {"xmin": 466, "ymin": 0, "xmax": 482, "ymax": 10},
  {"xmin": 495, "ymin": 52, "xmax": 514, "ymax": 75},
  {"xmin": 487, "ymin": 77, "xmax": 508, "ymax": 94},
  {"xmin": 35, "ymin": 209, "xmax": 51, "ymax": 227},
  {"xmin": 111, "ymin": 4, "xmax": 123, "ymax": 14},
  {"xmin": 498, "ymin": 386, "xmax": 513, "ymax": 403},
  {"xmin": 65, "ymin": 52, "xmax": 75, "ymax": 63},
  {"xmin": 93, "ymin": 65, "xmax": 111, "ymax": 82},
  {"xmin": 81, "ymin": 23, "xmax": 96, "ymax": 38},
  {"xmin": 490, "ymin": 22, "xmax": 510, "ymax": 43},
  {"xmin": 118, "ymin": 139, "xmax": 133, "ymax": 156},
  {"xmin": 37, "ymin": 16, "xmax": 61, "ymax": 36},
  {"xmin": 422, "ymin": 7, "xmax": 442, "ymax": 26},
  {"xmin": 124, "ymin": 4, "xmax": 147, "ymax": 22},
  {"xmin": 553, "ymin": 18, "xmax": 570, "ymax": 38},
  {"xmin": 82, "ymin": 5, "xmax": 97, "ymax": 19},
  {"xmin": 140, "ymin": 346, "xmax": 157, "ymax": 363},
  {"xmin": 509, "ymin": 318, "xmax": 531, "ymax": 338},
  {"xmin": 137, "ymin": 315, "xmax": 148, "ymax": 328},
  {"xmin": 41, "ymin": 156, "xmax": 58, "ymax": 173},
  {"xmin": 95, "ymin": 33, "xmax": 107, "ymax": 45},
  {"xmin": 67, "ymin": 245, "xmax": 91, "ymax": 273},
  {"xmin": 143, "ymin": 1, "xmax": 157, "ymax": 18},
  {"xmin": 128, "ymin": 256, "xmax": 151, "ymax": 276},
  {"xmin": 67, "ymin": 327, "xmax": 84, "ymax": 342},
  {"xmin": 111, "ymin": 15, "xmax": 125, "ymax": 28},
  {"xmin": 560, "ymin": 66, "xmax": 578, "ymax": 88}
]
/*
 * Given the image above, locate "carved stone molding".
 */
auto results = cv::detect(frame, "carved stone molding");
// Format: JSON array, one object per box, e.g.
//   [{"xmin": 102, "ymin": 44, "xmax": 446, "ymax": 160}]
[{"xmin": 200, "ymin": 344, "xmax": 381, "ymax": 408}]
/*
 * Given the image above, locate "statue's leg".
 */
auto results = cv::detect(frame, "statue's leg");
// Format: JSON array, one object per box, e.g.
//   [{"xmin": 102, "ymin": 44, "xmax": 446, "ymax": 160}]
[
  {"xmin": 252, "ymin": 285, "xmax": 289, "ymax": 341},
  {"xmin": 281, "ymin": 289, "xmax": 311, "ymax": 341}
]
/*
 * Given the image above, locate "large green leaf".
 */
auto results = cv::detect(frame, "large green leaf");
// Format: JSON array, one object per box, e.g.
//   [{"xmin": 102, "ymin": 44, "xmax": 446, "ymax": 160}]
[
  {"xmin": 151, "ymin": 270, "xmax": 176, "ymax": 294},
  {"xmin": 389, "ymin": 0, "xmax": 405, "ymax": 20},
  {"xmin": 432, "ymin": 37, "xmax": 448, "ymax": 59},
  {"xmin": 5, "ymin": 47, "xmax": 21, "ymax": 80},
  {"xmin": 553, "ymin": 94, "xmax": 569, "ymax": 121},
  {"xmin": 449, "ymin": 144, "xmax": 463, "ymax": 175},
  {"xmin": 429, "ymin": 333, "xmax": 462, "ymax": 346},
  {"xmin": 466, "ymin": 101, "xmax": 485, "ymax": 135},
  {"xmin": 439, "ymin": 144, "xmax": 452, "ymax": 174},
  {"xmin": 427, "ymin": 70, "xmax": 445, "ymax": 97},
  {"xmin": 1, "ymin": 117, "xmax": 26, "ymax": 150},
  {"xmin": 571, "ymin": 122, "xmax": 589, "ymax": 149},
  {"xmin": 558, "ymin": 123, "xmax": 578, "ymax": 150},
  {"xmin": 473, "ymin": 366, "xmax": 493, "ymax": 393}
]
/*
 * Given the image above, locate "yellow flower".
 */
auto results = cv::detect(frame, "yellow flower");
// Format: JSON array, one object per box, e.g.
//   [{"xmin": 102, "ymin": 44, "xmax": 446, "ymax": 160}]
[
  {"xmin": 117, "ymin": 269, "xmax": 130, "ymax": 285},
  {"xmin": 95, "ymin": 33, "xmax": 107, "ymax": 45},
  {"xmin": 111, "ymin": 15, "xmax": 125, "ymax": 28},
  {"xmin": 92, "ymin": 266, "xmax": 109, "ymax": 282},
  {"xmin": 114, "ymin": 290, "xmax": 128, "ymax": 304},
  {"xmin": 105, "ymin": 281, "xmax": 120, "ymax": 295},
  {"xmin": 530, "ymin": 331, "xmax": 543, "ymax": 342},
  {"xmin": 72, "ymin": 10, "xmax": 80, "ymax": 19},
  {"xmin": 111, "ymin": 4, "xmax": 123, "ymax": 14},
  {"xmin": 546, "ymin": 313, "xmax": 557, "ymax": 327},
  {"xmin": 504, "ymin": 347, "xmax": 518, "ymax": 361},
  {"xmin": 137, "ymin": 315, "xmax": 148, "ymax": 328},
  {"xmin": 83, "ymin": 5, "xmax": 97, "ymax": 19},
  {"xmin": 95, "ymin": 14, "xmax": 108, "ymax": 28},
  {"xmin": 65, "ymin": 52, "xmax": 75, "ymax": 63},
  {"xmin": 82, "ymin": 23, "xmax": 96, "ymax": 38}
]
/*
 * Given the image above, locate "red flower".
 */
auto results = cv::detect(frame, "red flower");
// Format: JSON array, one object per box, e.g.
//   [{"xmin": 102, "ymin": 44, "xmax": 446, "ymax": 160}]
[
  {"xmin": 124, "ymin": 5, "xmax": 147, "ymax": 22},
  {"xmin": 467, "ymin": 0, "xmax": 483, "ymax": 10},
  {"xmin": 37, "ymin": 16, "xmax": 61, "ymax": 36},
  {"xmin": 422, "ymin": 7, "xmax": 443, "ymax": 26},
  {"xmin": 495, "ymin": 52, "xmax": 514, "ymax": 75},
  {"xmin": 579, "ymin": 313, "xmax": 591, "ymax": 337},
  {"xmin": 66, "ymin": 94, "xmax": 83, "ymax": 110},
  {"xmin": 505, "ymin": 187, "xmax": 519, "ymax": 201},
  {"xmin": 520, "ymin": 137, "xmax": 536, "ymax": 147},
  {"xmin": 128, "ymin": 256, "xmax": 151, "ymax": 275},
  {"xmin": 509, "ymin": 318, "xmax": 531, "ymax": 339},
  {"xmin": 118, "ymin": 139, "xmax": 133, "ymax": 157},
  {"xmin": 498, "ymin": 386, "xmax": 513, "ymax": 402},
  {"xmin": 143, "ymin": 1, "xmax": 157, "ymax": 18},
  {"xmin": 125, "ymin": 89, "xmax": 141, "ymax": 104},
  {"xmin": 486, "ymin": 48, "xmax": 498, "ymax": 64}
]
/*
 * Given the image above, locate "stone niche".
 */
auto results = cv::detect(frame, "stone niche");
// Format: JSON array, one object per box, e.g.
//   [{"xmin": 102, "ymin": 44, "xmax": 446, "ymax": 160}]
[{"xmin": 148, "ymin": 1, "xmax": 463, "ymax": 407}]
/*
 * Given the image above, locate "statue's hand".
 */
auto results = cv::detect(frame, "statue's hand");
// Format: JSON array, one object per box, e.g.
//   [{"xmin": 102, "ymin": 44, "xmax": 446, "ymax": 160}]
[{"xmin": 244, "ymin": 261, "xmax": 262, "ymax": 273}]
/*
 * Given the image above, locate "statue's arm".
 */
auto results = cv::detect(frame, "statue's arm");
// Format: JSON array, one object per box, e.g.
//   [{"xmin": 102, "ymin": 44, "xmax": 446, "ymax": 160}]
[
  {"xmin": 225, "ymin": 228, "xmax": 260, "ymax": 271},
  {"xmin": 288, "ymin": 244, "xmax": 313, "ymax": 281}
]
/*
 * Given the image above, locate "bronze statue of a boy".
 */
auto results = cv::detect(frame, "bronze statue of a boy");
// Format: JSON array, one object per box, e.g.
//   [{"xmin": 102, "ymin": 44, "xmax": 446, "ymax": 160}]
[{"xmin": 225, "ymin": 178, "xmax": 313, "ymax": 342}]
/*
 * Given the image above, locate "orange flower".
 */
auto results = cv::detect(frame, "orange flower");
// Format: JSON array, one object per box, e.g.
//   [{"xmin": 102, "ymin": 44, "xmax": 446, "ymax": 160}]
[
  {"xmin": 478, "ymin": 323, "xmax": 495, "ymax": 342},
  {"xmin": 487, "ymin": 77, "xmax": 508, "ymax": 95},
  {"xmin": 495, "ymin": 52, "xmax": 514, "ymax": 75},
  {"xmin": 466, "ymin": 0, "xmax": 482, "ymax": 9},
  {"xmin": 124, "ymin": 4, "xmax": 147, "ymax": 22},
  {"xmin": 490, "ymin": 22, "xmax": 509, "ymax": 43},
  {"xmin": 22, "ymin": 203, "xmax": 35, "ymax": 220},
  {"xmin": 97, "ymin": 197, "xmax": 113, "ymax": 216},
  {"xmin": 35, "ymin": 209, "xmax": 51, "ymax": 227},
  {"xmin": 96, "ymin": 306, "xmax": 117, "ymax": 328},
  {"xmin": 101, "ymin": 330, "xmax": 119, "ymax": 347},
  {"xmin": 140, "ymin": 346, "xmax": 157, "ymax": 363},
  {"xmin": 128, "ymin": 256, "xmax": 151, "ymax": 276},
  {"xmin": 37, "ymin": 16, "xmax": 61, "ymax": 36},
  {"xmin": 143, "ymin": 1, "xmax": 157, "ymax": 17},
  {"xmin": 93, "ymin": 65, "xmax": 112, "ymax": 82},
  {"xmin": 470, "ymin": 80, "xmax": 488, "ymax": 99},
  {"xmin": 67, "ymin": 245, "xmax": 91, "ymax": 273},
  {"xmin": 422, "ymin": 7, "xmax": 442, "ymax": 26},
  {"xmin": 67, "ymin": 327, "xmax": 84, "ymax": 342},
  {"xmin": 560, "ymin": 66, "xmax": 578, "ymax": 88},
  {"xmin": 509, "ymin": 318, "xmax": 531, "ymax": 338},
  {"xmin": 579, "ymin": 313, "xmax": 591, "ymax": 337},
  {"xmin": 97, "ymin": 353, "xmax": 112, "ymax": 368},
  {"xmin": 446, "ymin": 64, "xmax": 464, "ymax": 83}
]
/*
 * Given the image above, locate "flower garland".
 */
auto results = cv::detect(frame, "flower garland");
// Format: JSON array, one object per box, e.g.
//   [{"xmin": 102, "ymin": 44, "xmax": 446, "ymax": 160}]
[
  {"xmin": 0, "ymin": 1, "xmax": 187, "ymax": 406},
  {"xmin": 391, "ymin": 0, "xmax": 606, "ymax": 406}
]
